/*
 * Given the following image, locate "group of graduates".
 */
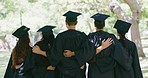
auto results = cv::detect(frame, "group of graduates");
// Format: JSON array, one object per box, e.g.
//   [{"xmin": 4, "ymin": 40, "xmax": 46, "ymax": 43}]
[{"xmin": 4, "ymin": 10, "xmax": 143, "ymax": 78}]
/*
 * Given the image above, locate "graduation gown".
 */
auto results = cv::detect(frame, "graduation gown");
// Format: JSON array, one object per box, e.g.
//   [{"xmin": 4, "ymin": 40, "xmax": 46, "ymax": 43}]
[
  {"xmin": 87, "ymin": 30, "xmax": 130, "ymax": 78},
  {"xmin": 32, "ymin": 40, "xmax": 55, "ymax": 78},
  {"xmin": 114, "ymin": 39, "xmax": 143, "ymax": 78},
  {"xmin": 49, "ymin": 29, "xmax": 94, "ymax": 78},
  {"xmin": 4, "ymin": 47, "xmax": 33, "ymax": 78}
]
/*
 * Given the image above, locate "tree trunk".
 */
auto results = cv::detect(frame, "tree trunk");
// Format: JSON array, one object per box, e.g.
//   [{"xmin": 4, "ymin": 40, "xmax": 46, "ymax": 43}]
[
  {"xmin": 125, "ymin": 0, "xmax": 145, "ymax": 57},
  {"xmin": 130, "ymin": 19, "xmax": 145, "ymax": 57}
]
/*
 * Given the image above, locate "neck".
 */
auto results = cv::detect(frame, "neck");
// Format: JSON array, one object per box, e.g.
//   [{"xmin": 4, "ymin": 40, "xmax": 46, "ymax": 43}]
[
  {"xmin": 96, "ymin": 28, "xmax": 103, "ymax": 31},
  {"xmin": 67, "ymin": 25, "xmax": 76, "ymax": 30}
]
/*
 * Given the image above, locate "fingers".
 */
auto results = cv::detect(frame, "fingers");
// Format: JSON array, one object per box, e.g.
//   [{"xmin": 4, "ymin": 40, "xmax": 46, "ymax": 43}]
[
  {"xmin": 33, "ymin": 45, "xmax": 39, "ymax": 49},
  {"xmin": 64, "ymin": 50, "xmax": 71, "ymax": 53},
  {"xmin": 106, "ymin": 38, "xmax": 112, "ymax": 42},
  {"xmin": 32, "ymin": 45, "xmax": 40, "ymax": 54},
  {"xmin": 102, "ymin": 38, "xmax": 112, "ymax": 43},
  {"xmin": 35, "ymin": 45, "xmax": 39, "ymax": 48},
  {"xmin": 80, "ymin": 65, "xmax": 85, "ymax": 69},
  {"xmin": 63, "ymin": 53, "xmax": 67, "ymax": 57},
  {"xmin": 108, "ymin": 38, "xmax": 113, "ymax": 45},
  {"xmin": 102, "ymin": 39, "xmax": 105, "ymax": 42},
  {"xmin": 47, "ymin": 66, "xmax": 55, "ymax": 70},
  {"xmin": 104, "ymin": 38, "xmax": 112, "ymax": 44},
  {"xmin": 64, "ymin": 50, "xmax": 69, "ymax": 53},
  {"xmin": 101, "ymin": 38, "xmax": 113, "ymax": 49}
]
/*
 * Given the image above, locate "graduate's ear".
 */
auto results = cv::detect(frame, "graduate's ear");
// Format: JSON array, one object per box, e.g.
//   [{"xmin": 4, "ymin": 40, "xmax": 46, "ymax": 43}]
[
  {"xmin": 76, "ymin": 21, "xmax": 78, "ymax": 25},
  {"xmin": 65, "ymin": 21, "xmax": 67, "ymax": 25},
  {"xmin": 65, "ymin": 21, "xmax": 68, "ymax": 25}
]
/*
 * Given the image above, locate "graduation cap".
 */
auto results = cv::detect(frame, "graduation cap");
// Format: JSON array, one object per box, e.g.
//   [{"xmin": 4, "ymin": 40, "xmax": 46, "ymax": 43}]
[
  {"xmin": 37, "ymin": 25, "xmax": 55, "ymax": 34},
  {"xmin": 91, "ymin": 13, "xmax": 110, "ymax": 21},
  {"xmin": 12, "ymin": 25, "xmax": 30, "ymax": 38},
  {"xmin": 63, "ymin": 11, "xmax": 81, "ymax": 22},
  {"xmin": 114, "ymin": 20, "xmax": 131, "ymax": 35}
]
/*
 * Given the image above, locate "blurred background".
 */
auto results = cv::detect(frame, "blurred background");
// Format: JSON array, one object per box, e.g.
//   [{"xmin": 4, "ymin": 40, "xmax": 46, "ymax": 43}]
[{"xmin": 0, "ymin": 0, "xmax": 148, "ymax": 78}]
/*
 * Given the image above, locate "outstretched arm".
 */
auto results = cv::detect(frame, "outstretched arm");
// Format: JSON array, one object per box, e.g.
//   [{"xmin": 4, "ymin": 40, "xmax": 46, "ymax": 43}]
[{"xmin": 64, "ymin": 38, "xmax": 112, "ymax": 57}]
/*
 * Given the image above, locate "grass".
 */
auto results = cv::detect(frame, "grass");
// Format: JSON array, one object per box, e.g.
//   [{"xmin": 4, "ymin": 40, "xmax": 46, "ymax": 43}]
[{"xmin": 0, "ymin": 52, "xmax": 10, "ymax": 78}]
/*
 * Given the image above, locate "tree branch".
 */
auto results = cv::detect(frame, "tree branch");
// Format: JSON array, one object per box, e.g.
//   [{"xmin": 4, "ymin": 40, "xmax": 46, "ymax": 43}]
[{"xmin": 109, "ymin": 0, "xmax": 132, "ymax": 21}]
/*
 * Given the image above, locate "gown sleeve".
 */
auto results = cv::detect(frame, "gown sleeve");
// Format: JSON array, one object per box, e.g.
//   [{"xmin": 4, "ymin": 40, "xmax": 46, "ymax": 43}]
[
  {"xmin": 74, "ymin": 38, "xmax": 96, "ymax": 66},
  {"xmin": 132, "ymin": 43, "xmax": 143, "ymax": 78},
  {"xmin": 48, "ymin": 35, "xmax": 63, "ymax": 66},
  {"xmin": 31, "ymin": 54, "xmax": 47, "ymax": 78},
  {"xmin": 32, "ymin": 41, "xmax": 54, "ymax": 78},
  {"xmin": 22, "ymin": 48, "xmax": 34, "ymax": 78},
  {"xmin": 4, "ymin": 54, "xmax": 14, "ymax": 78}
]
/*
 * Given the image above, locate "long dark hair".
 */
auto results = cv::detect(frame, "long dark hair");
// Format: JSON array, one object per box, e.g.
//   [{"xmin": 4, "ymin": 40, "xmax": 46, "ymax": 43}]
[
  {"xmin": 42, "ymin": 33, "xmax": 55, "ymax": 47},
  {"xmin": 118, "ymin": 33, "xmax": 128, "ymax": 48},
  {"xmin": 12, "ymin": 37, "xmax": 30, "ymax": 69}
]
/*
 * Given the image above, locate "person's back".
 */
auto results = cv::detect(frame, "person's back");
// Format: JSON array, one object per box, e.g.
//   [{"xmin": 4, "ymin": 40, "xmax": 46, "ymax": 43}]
[
  {"xmin": 88, "ymin": 30, "xmax": 117, "ymax": 78},
  {"xmin": 114, "ymin": 20, "xmax": 143, "ymax": 78},
  {"xmin": 87, "ymin": 13, "xmax": 131, "ymax": 78},
  {"xmin": 4, "ymin": 26, "xmax": 33, "ymax": 78},
  {"xmin": 49, "ymin": 11, "xmax": 87, "ymax": 78},
  {"xmin": 54, "ymin": 29, "xmax": 87, "ymax": 78},
  {"xmin": 32, "ymin": 26, "xmax": 56, "ymax": 78}
]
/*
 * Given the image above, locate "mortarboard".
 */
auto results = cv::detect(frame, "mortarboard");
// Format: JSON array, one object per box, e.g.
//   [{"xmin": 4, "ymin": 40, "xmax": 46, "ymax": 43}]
[
  {"xmin": 63, "ymin": 11, "xmax": 81, "ymax": 22},
  {"xmin": 37, "ymin": 25, "xmax": 55, "ymax": 34},
  {"xmin": 114, "ymin": 20, "xmax": 131, "ymax": 35},
  {"xmin": 12, "ymin": 25, "xmax": 30, "ymax": 38},
  {"xmin": 91, "ymin": 13, "xmax": 110, "ymax": 21}
]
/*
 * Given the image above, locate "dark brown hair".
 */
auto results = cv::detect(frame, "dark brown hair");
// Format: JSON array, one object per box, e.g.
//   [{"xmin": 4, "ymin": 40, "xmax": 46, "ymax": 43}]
[
  {"xmin": 12, "ymin": 37, "xmax": 30, "ymax": 69},
  {"xmin": 42, "ymin": 33, "xmax": 55, "ymax": 47},
  {"xmin": 66, "ymin": 20, "xmax": 77, "ymax": 26},
  {"xmin": 118, "ymin": 33, "xmax": 127, "ymax": 48},
  {"xmin": 94, "ymin": 20, "xmax": 105, "ymax": 29}
]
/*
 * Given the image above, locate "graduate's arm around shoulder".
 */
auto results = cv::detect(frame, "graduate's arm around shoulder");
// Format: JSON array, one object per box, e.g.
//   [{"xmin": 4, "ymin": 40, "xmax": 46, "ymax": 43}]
[
  {"xmin": 63, "ymin": 36, "xmax": 113, "ymax": 66},
  {"xmin": 32, "ymin": 45, "xmax": 47, "ymax": 56}
]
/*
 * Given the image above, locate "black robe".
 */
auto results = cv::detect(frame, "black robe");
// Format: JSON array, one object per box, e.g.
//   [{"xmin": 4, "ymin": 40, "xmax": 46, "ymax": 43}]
[
  {"xmin": 32, "ymin": 40, "xmax": 55, "ymax": 78},
  {"xmin": 87, "ymin": 30, "xmax": 131, "ymax": 78},
  {"xmin": 4, "ymin": 47, "xmax": 33, "ymax": 78},
  {"xmin": 114, "ymin": 39, "xmax": 143, "ymax": 78},
  {"xmin": 49, "ymin": 29, "xmax": 95, "ymax": 78}
]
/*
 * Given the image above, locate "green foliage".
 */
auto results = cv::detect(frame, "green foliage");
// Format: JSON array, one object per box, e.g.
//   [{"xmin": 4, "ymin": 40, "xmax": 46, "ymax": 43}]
[
  {"xmin": 0, "ymin": 31, "xmax": 6, "ymax": 37},
  {"xmin": 119, "ymin": 0, "xmax": 125, "ymax": 3},
  {"xmin": 1, "ymin": 0, "xmax": 16, "ymax": 14},
  {"xmin": 28, "ymin": 0, "xmax": 38, "ymax": 3},
  {"xmin": 141, "ymin": 8, "xmax": 148, "ymax": 18},
  {"xmin": 0, "ymin": 0, "xmax": 148, "ymax": 35}
]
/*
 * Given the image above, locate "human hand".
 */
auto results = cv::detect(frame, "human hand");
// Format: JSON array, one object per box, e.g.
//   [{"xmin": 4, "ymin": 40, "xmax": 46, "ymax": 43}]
[
  {"xmin": 101, "ymin": 38, "xmax": 112, "ymax": 50},
  {"xmin": 96, "ymin": 38, "xmax": 112, "ymax": 54},
  {"xmin": 47, "ymin": 65, "xmax": 55, "ymax": 70},
  {"xmin": 80, "ymin": 65, "xmax": 85, "ymax": 69},
  {"xmin": 15, "ymin": 65, "xmax": 21, "ymax": 69},
  {"xmin": 32, "ymin": 45, "xmax": 42, "ymax": 54},
  {"xmin": 63, "ymin": 50, "xmax": 75, "ymax": 57}
]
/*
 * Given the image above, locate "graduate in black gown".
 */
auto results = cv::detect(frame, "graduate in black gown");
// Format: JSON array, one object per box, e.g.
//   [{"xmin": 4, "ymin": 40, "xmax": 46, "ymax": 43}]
[
  {"xmin": 114, "ymin": 20, "xmax": 143, "ymax": 78},
  {"xmin": 63, "ymin": 13, "xmax": 132, "ymax": 78},
  {"xmin": 32, "ymin": 25, "xmax": 56, "ymax": 78},
  {"xmin": 48, "ymin": 11, "xmax": 96, "ymax": 78},
  {"xmin": 86, "ymin": 13, "xmax": 132, "ymax": 78},
  {"xmin": 4, "ymin": 26, "xmax": 33, "ymax": 78}
]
